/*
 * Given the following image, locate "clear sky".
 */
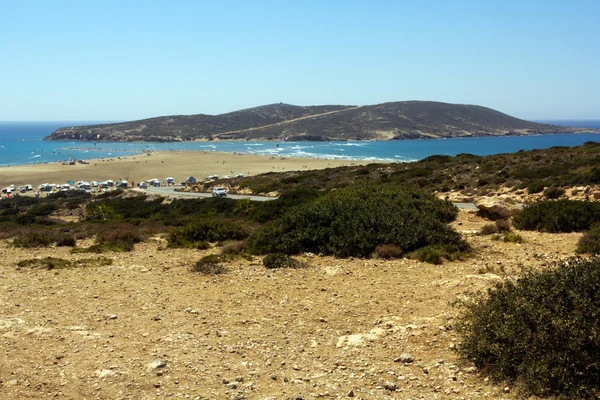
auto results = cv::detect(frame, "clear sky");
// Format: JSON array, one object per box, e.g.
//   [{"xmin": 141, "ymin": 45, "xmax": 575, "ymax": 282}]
[{"xmin": 1, "ymin": 0, "xmax": 598, "ymax": 121}]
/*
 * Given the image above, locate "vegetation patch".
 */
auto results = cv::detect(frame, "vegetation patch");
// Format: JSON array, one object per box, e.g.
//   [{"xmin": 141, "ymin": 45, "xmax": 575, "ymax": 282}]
[
  {"xmin": 456, "ymin": 256, "xmax": 600, "ymax": 398},
  {"xmin": 513, "ymin": 200, "xmax": 600, "ymax": 232},
  {"xmin": 16, "ymin": 256, "xmax": 112, "ymax": 270},
  {"xmin": 168, "ymin": 218, "xmax": 248, "ymax": 248},
  {"xmin": 12, "ymin": 232, "xmax": 54, "ymax": 248},
  {"xmin": 246, "ymin": 184, "xmax": 468, "ymax": 259},
  {"xmin": 262, "ymin": 253, "xmax": 306, "ymax": 269},
  {"xmin": 192, "ymin": 254, "xmax": 228, "ymax": 275},
  {"xmin": 577, "ymin": 223, "xmax": 600, "ymax": 254},
  {"xmin": 373, "ymin": 244, "xmax": 403, "ymax": 259}
]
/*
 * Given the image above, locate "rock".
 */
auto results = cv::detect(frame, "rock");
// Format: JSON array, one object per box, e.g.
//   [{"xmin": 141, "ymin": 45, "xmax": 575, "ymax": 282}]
[
  {"xmin": 584, "ymin": 186, "xmax": 592, "ymax": 194},
  {"xmin": 226, "ymin": 381, "xmax": 239, "ymax": 389},
  {"xmin": 347, "ymin": 390, "xmax": 355, "ymax": 397},
  {"xmin": 475, "ymin": 199, "xmax": 519, "ymax": 219},
  {"xmin": 146, "ymin": 360, "xmax": 167, "ymax": 371},
  {"xmin": 95, "ymin": 369, "xmax": 116, "ymax": 378},
  {"xmin": 382, "ymin": 381, "xmax": 397, "ymax": 391},
  {"xmin": 593, "ymin": 192, "xmax": 600, "ymax": 200},
  {"xmin": 104, "ymin": 314, "xmax": 118, "ymax": 320},
  {"xmin": 394, "ymin": 353, "xmax": 414, "ymax": 363}
]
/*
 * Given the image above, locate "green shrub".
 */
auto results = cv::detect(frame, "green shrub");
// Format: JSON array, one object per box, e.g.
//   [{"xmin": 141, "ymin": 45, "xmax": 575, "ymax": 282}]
[
  {"xmin": 513, "ymin": 200, "xmax": 600, "ymax": 233},
  {"xmin": 12, "ymin": 232, "xmax": 53, "ymax": 248},
  {"xmin": 543, "ymin": 186, "xmax": 565, "ymax": 199},
  {"xmin": 262, "ymin": 253, "xmax": 305, "ymax": 269},
  {"xmin": 408, "ymin": 244, "xmax": 467, "ymax": 265},
  {"xmin": 527, "ymin": 181, "xmax": 546, "ymax": 194},
  {"xmin": 456, "ymin": 256, "xmax": 600, "ymax": 397},
  {"xmin": 492, "ymin": 232, "xmax": 524, "ymax": 243},
  {"xmin": 192, "ymin": 255, "xmax": 227, "ymax": 275},
  {"xmin": 577, "ymin": 224, "xmax": 600, "ymax": 254},
  {"xmin": 168, "ymin": 219, "xmax": 248, "ymax": 248},
  {"xmin": 246, "ymin": 184, "xmax": 467, "ymax": 258}
]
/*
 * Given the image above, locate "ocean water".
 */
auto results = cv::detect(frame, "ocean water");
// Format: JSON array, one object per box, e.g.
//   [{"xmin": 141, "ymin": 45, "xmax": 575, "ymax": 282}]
[{"xmin": 0, "ymin": 121, "xmax": 599, "ymax": 167}]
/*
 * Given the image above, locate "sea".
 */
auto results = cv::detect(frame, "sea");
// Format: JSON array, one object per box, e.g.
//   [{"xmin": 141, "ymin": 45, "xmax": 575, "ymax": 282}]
[{"xmin": 0, "ymin": 120, "xmax": 599, "ymax": 167}]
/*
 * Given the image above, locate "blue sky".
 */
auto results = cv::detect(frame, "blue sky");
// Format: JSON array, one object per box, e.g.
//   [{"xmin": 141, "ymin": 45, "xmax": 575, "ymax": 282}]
[{"xmin": 1, "ymin": 0, "xmax": 598, "ymax": 121}]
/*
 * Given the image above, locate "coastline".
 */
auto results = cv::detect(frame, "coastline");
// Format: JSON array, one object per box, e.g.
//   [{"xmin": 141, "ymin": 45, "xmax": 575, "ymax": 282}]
[{"xmin": 0, "ymin": 150, "xmax": 370, "ymax": 189}]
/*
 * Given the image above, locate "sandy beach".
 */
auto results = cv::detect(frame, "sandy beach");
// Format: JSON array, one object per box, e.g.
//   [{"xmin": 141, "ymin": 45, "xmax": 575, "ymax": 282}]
[{"xmin": 0, "ymin": 151, "xmax": 370, "ymax": 189}]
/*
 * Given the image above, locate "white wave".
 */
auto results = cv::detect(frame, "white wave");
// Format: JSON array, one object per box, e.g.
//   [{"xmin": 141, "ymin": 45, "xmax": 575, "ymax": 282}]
[{"xmin": 27, "ymin": 154, "xmax": 42, "ymax": 159}]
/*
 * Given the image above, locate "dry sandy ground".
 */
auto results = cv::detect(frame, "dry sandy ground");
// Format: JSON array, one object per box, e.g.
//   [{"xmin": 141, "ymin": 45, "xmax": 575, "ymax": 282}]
[
  {"xmin": 0, "ymin": 210, "xmax": 582, "ymax": 399},
  {"xmin": 0, "ymin": 152, "xmax": 367, "ymax": 190}
]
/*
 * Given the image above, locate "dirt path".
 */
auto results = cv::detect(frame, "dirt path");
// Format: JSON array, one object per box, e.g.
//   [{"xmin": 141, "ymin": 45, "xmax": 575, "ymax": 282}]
[{"xmin": 215, "ymin": 106, "xmax": 363, "ymax": 137}]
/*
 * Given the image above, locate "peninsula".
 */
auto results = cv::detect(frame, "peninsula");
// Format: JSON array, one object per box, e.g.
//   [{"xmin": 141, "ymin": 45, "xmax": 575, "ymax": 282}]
[{"xmin": 44, "ymin": 101, "xmax": 589, "ymax": 143}]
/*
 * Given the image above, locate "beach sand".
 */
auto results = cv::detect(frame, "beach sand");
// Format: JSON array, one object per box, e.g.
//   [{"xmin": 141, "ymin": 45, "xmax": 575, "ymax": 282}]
[{"xmin": 0, "ymin": 151, "xmax": 370, "ymax": 189}]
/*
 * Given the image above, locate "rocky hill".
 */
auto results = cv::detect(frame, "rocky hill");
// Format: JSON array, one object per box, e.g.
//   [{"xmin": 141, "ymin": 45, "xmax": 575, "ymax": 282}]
[{"xmin": 45, "ymin": 101, "xmax": 587, "ymax": 142}]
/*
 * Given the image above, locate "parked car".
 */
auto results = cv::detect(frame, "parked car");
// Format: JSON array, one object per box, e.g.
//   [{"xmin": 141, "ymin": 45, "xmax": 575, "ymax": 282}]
[
  {"xmin": 186, "ymin": 176, "xmax": 197, "ymax": 184},
  {"xmin": 207, "ymin": 175, "xmax": 218, "ymax": 180},
  {"xmin": 211, "ymin": 187, "xmax": 227, "ymax": 197},
  {"xmin": 234, "ymin": 173, "xmax": 244, "ymax": 178},
  {"xmin": 138, "ymin": 182, "xmax": 148, "ymax": 189}
]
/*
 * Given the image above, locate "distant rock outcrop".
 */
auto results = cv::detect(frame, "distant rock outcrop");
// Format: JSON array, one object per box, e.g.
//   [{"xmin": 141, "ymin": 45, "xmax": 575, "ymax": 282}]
[{"xmin": 45, "ymin": 101, "xmax": 591, "ymax": 142}]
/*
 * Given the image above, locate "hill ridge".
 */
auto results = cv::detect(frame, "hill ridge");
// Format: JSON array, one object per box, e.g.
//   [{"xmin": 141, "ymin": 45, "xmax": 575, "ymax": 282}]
[{"xmin": 44, "ymin": 101, "xmax": 592, "ymax": 142}]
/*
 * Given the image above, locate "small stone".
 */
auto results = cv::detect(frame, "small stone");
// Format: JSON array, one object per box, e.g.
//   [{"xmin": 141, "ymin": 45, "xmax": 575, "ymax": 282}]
[
  {"xmin": 347, "ymin": 390, "xmax": 355, "ymax": 397},
  {"xmin": 382, "ymin": 381, "xmax": 397, "ymax": 391},
  {"xmin": 226, "ymin": 381, "xmax": 238, "ymax": 389},
  {"xmin": 154, "ymin": 382, "xmax": 161, "ymax": 388},
  {"xmin": 270, "ymin": 374, "xmax": 277, "ymax": 380},
  {"xmin": 504, "ymin": 386, "xmax": 510, "ymax": 393},
  {"xmin": 151, "ymin": 315, "xmax": 162, "ymax": 321},
  {"xmin": 395, "ymin": 353, "xmax": 414, "ymax": 363},
  {"xmin": 105, "ymin": 314, "xmax": 118, "ymax": 320},
  {"xmin": 146, "ymin": 360, "xmax": 167, "ymax": 371}
]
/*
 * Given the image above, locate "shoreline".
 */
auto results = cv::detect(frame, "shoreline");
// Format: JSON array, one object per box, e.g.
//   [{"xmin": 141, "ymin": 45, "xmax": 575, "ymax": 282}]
[{"xmin": 0, "ymin": 150, "xmax": 372, "ymax": 189}]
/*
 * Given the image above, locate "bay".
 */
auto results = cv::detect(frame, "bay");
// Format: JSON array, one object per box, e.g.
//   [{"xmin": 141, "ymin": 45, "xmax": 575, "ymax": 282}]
[{"xmin": 0, "ymin": 121, "xmax": 599, "ymax": 167}]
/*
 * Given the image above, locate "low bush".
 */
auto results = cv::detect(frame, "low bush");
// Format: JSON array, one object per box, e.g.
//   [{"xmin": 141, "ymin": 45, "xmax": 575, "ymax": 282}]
[
  {"xmin": 492, "ymin": 232, "xmax": 524, "ymax": 243},
  {"xmin": 56, "ymin": 234, "xmax": 77, "ymax": 247},
  {"xmin": 192, "ymin": 254, "xmax": 227, "ymax": 275},
  {"xmin": 16, "ymin": 256, "xmax": 112, "ymax": 270},
  {"xmin": 168, "ymin": 219, "xmax": 248, "ymax": 248},
  {"xmin": 456, "ymin": 256, "xmax": 600, "ymax": 397},
  {"xmin": 577, "ymin": 224, "xmax": 600, "ymax": 254},
  {"xmin": 527, "ymin": 181, "xmax": 546, "ymax": 194},
  {"xmin": 96, "ymin": 224, "xmax": 143, "ymax": 246},
  {"xmin": 373, "ymin": 244, "xmax": 403, "ymax": 259},
  {"xmin": 408, "ymin": 244, "xmax": 468, "ymax": 265},
  {"xmin": 262, "ymin": 253, "xmax": 305, "ymax": 269},
  {"xmin": 71, "ymin": 242, "xmax": 133, "ymax": 253},
  {"xmin": 246, "ymin": 184, "xmax": 467, "ymax": 259},
  {"xmin": 495, "ymin": 219, "xmax": 511, "ymax": 232},
  {"xmin": 480, "ymin": 224, "xmax": 499, "ymax": 235},
  {"xmin": 12, "ymin": 232, "xmax": 53, "ymax": 248},
  {"xmin": 513, "ymin": 200, "xmax": 600, "ymax": 232},
  {"xmin": 543, "ymin": 186, "xmax": 565, "ymax": 199},
  {"xmin": 220, "ymin": 240, "xmax": 246, "ymax": 256}
]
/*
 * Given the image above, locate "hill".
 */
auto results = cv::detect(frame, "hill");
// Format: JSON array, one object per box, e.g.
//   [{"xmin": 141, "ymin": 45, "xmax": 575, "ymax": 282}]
[{"xmin": 44, "ymin": 101, "xmax": 587, "ymax": 142}]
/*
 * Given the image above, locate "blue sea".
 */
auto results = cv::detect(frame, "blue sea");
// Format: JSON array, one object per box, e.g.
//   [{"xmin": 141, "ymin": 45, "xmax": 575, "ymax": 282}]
[{"xmin": 0, "ymin": 120, "xmax": 599, "ymax": 167}]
